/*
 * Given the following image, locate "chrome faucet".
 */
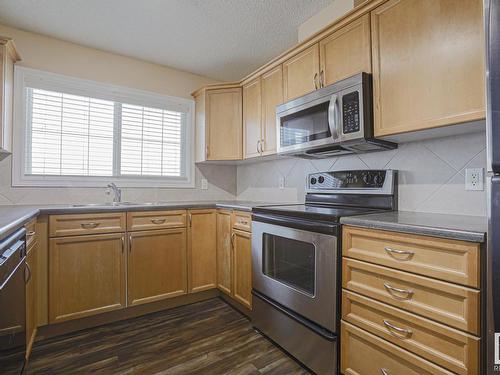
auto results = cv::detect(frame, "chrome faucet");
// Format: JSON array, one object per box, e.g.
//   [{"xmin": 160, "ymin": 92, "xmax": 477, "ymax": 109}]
[{"xmin": 106, "ymin": 183, "xmax": 122, "ymax": 203}]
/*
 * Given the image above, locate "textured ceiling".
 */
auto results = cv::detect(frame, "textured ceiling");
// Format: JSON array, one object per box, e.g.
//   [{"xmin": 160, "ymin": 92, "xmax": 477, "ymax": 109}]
[{"xmin": 0, "ymin": 0, "xmax": 332, "ymax": 81}]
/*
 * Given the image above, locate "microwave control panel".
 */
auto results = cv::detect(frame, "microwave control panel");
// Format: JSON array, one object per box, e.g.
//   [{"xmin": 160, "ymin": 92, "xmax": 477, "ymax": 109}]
[{"xmin": 342, "ymin": 91, "xmax": 360, "ymax": 134}]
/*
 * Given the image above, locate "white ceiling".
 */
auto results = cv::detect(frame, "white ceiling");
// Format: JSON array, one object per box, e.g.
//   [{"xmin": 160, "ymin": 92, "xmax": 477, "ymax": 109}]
[{"xmin": 0, "ymin": 0, "xmax": 332, "ymax": 81}]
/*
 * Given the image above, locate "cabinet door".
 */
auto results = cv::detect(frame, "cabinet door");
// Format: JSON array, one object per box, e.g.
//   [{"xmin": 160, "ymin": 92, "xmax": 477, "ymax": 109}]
[
  {"xmin": 0, "ymin": 39, "xmax": 19, "ymax": 153},
  {"xmin": 25, "ymin": 244, "xmax": 37, "ymax": 358},
  {"xmin": 128, "ymin": 228, "xmax": 187, "ymax": 306},
  {"xmin": 206, "ymin": 88, "xmax": 242, "ymax": 160},
  {"xmin": 243, "ymin": 78, "xmax": 262, "ymax": 159},
  {"xmin": 261, "ymin": 65, "xmax": 283, "ymax": 156},
  {"xmin": 188, "ymin": 209, "xmax": 217, "ymax": 293},
  {"xmin": 283, "ymin": 44, "xmax": 320, "ymax": 101},
  {"xmin": 371, "ymin": 0, "xmax": 485, "ymax": 136},
  {"xmin": 216, "ymin": 210, "xmax": 232, "ymax": 295},
  {"xmin": 49, "ymin": 233, "xmax": 126, "ymax": 323},
  {"xmin": 319, "ymin": 14, "xmax": 371, "ymax": 86},
  {"xmin": 232, "ymin": 229, "xmax": 252, "ymax": 309}
]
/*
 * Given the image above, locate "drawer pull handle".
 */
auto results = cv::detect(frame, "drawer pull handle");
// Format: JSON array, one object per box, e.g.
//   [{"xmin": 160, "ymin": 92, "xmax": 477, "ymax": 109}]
[
  {"xmin": 385, "ymin": 247, "xmax": 414, "ymax": 258},
  {"xmin": 27, "ymin": 231, "xmax": 36, "ymax": 237},
  {"xmin": 81, "ymin": 222, "xmax": 99, "ymax": 229},
  {"xmin": 239, "ymin": 220, "xmax": 248, "ymax": 225},
  {"xmin": 151, "ymin": 218, "xmax": 166, "ymax": 224},
  {"xmin": 383, "ymin": 283, "xmax": 414, "ymax": 299},
  {"xmin": 381, "ymin": 369, "xmax": 389, "ymax": 375},
  {"xmin": 383, "ymin": 319, "xmax": 413, "ymax": 337}
]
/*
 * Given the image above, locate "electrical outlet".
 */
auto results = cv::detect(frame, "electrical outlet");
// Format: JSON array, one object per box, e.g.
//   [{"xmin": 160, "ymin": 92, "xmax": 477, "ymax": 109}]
[
  {"xmin": 201, "ymin": 178, "xmax": 208, "ymax": 190},
  {"xmin": 465, "ymin": 168, "xmax": 484, "ymax": 191},
  {"xmin": 279, "ymin": 176, "xmax": 285, "ymax": 189}
]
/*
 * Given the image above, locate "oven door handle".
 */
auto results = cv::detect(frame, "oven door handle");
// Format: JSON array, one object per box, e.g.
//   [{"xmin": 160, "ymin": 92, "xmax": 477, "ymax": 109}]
[
  {"xmin": 328, "ymin": 93, "xmax": 340, "ymax": 140},
  {"xmin": 252, "ymin": 213, "xmax": 339, "ymax": 235}
]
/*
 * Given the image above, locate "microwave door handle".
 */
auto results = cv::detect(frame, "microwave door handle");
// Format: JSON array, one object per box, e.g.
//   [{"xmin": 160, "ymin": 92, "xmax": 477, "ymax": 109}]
[{"xmin": 328, "ymin": 94, "xmax": 339, "ymax": 140}]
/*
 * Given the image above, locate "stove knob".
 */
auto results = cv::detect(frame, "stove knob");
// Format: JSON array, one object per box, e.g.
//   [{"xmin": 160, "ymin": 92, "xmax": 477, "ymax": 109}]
[
  {"xmin": 310, "ymin": 177, "xmax": 317, "ymax": 185},
  {"xmin": 318, "ymin": 176, "xmax": 325, "ymax": 184},
  {"xmin": 374, "ymin": 174, "xmax": 383, "ymax": 185},
  {"xmin": 362, "ymin": 173, "xmax": 373, "ymax": 185}
]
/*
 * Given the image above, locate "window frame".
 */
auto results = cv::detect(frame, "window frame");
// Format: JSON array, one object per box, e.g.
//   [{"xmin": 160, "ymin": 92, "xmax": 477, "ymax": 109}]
[{"xmin": 12, "ymin": 66, "xmax": 195, "ymax": 188}]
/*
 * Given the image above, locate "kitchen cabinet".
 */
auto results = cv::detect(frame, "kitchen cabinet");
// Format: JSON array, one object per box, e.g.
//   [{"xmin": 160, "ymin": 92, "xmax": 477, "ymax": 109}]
[
  {"xmin": 371, "ymin": 0, "xmax": 485, "ymax": 137},
  {"xmin": 49, "ymin": 233, "xmax": 126, "ymax": 323},
  {"xmin": 260, "ymin": 65, "xmax": 283, "ymax": 156},
  {"xmin": 283, "ymin": 44, "xmax": 320, "ymax": 101},
  {"xmin": 187, "ymin": 209, "xmax": 217, "ymax": 293},
  {"xmin": 25, "ymin": 231, "xmax": 37, "ymax": 358},
  {"xmin": 243, "ymin": 78, "xmax": 262, "ymax": 159},
  {"xmin": 0, "ymin": 37, "xmax": 20, "ymax": 156},
  {"xmin": 232, "ymin": 229, "xmax": 252, "ymax": 309},
  {"xmin": 319, "ymin": 14, "xmax": 371, "ymax": 86},
  {"xmin": 194, "ymin": 87, "xmax": 242, "ymax": 161},
  {"xmin": 216, "ymin": 210, "xmax": 232, "ymax": 295},
  {"xmin": 128, "ymin": 228, "xmax": 187, "ymax": 306}
]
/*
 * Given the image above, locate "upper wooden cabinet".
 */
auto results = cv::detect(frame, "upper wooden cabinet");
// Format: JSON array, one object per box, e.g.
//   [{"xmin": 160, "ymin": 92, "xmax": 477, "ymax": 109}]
[
  {"xmin": 195, "ymin": 87, "xmax": 242, "ymax": 161},
  {"xmin": 187, "ymin": 209, "xmax": 217, "ymax": 293},
  {"xmin": 371, "ymin": 0, "xmax": 485, "ymax": 137},
  {"xmin": 261, "ymin": 65, "xmax": 283, "ymax": 156},
  {"xmin": 243, "ymin": 78, "xmax": 262, "ymax": 159},
  {"xmin": 0, "ymin": 37, "xmax": 20, "ymax": 156},
  {"xmin": 128, "ymin": 228, "xmax": 187, "ymax": 306},
  {"xmin": 319, "ymin": 14, "xmax": 371, "ymax": 86},
  {"xmin": 283, "ymin": 44, "xmax": 320, "ymax": 101}
]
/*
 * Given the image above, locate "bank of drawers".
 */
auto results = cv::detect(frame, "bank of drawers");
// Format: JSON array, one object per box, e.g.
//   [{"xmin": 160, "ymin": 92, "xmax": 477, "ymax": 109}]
[{"xmin": 341, "ymin": 226, "xmax": 481, "ymax": 375}]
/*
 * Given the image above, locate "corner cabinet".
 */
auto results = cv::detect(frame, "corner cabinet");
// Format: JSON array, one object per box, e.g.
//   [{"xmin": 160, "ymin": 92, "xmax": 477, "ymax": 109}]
[
  {"xmin": 0, "ymin": 37, "xmax": 20, "ymax": 156},
  {"xmin": 194, "ymin": 86, "xmax": 242, "ymax": 161},
  {"xmin": 371, "ymin": 0, "xmax": 485, "ymax": 137}
]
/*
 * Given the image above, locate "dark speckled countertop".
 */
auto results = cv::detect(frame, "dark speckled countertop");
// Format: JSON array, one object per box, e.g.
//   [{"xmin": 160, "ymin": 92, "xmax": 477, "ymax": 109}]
[{"xmin": 340, "ymin": 211, "xmax": 487, "ymax": 243}]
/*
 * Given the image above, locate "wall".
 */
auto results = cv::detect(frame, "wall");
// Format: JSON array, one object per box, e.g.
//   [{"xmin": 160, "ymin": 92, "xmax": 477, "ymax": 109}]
[
  {"xmin": 237, "ymin": 131, "xmax": 487, "ymax": 216},
  {"xmin": 0, "ymin": 24, "xmax": 238, "ymax": 205}
]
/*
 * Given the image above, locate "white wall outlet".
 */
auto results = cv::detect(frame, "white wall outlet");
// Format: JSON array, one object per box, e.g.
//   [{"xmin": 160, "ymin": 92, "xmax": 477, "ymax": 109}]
[
  {"xmin": 465, "ymin": 168, "xmax": 484, "ymax": 191},
  {"xmin": 201, "ymin": 178, "xmax": 208, "ymax": 190},
  {"xmin": 279, "ymin": 176, "xmax": 285, "ymax": 189}
]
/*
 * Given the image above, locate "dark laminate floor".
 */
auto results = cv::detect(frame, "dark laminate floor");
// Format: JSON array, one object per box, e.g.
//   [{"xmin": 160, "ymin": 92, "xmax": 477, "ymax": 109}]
[{"xmin": 25, "ymin": 298, "xmax": 311, "ymax": 375}]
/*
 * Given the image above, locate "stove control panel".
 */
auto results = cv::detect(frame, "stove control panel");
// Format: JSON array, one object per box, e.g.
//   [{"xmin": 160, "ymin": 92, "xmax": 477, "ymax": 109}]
[{"xmin": 308, "ymin": 170, "xmax": 395, "ymax": 192}]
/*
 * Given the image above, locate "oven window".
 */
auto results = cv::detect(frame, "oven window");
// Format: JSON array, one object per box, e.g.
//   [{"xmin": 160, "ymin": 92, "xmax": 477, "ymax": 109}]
[
  {"xmin": 262, "ymin": 233, "xmax": 315, "ymax": 296},
  {"xmin": 280, "ymin": 102, "xmax": 330, "ymax": 147}
]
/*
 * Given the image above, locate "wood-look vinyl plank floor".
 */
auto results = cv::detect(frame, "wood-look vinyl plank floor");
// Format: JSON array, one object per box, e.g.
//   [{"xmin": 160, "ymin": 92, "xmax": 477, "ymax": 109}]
[{"xmin": 25, "ymin": 298, "xmax": 311, "ymax": 375}]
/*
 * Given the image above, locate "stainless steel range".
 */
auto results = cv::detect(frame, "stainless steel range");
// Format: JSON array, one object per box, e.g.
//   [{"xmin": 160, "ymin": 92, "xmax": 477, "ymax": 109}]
[{"xmin": 251, "ymin": 169, "xmax": 397, "ymax": 375}]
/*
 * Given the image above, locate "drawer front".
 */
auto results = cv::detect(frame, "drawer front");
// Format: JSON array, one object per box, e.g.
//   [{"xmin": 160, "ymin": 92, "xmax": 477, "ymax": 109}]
[
  {"xmin": 342, "ymin": 258, "xmax": 480, "ymax": 334},
  {"xmin": 343, "ymin": 226, "xmax": 480, "ymax": 287},
  {"xmin": 232, "ymin": 211, "xmax": 251, "ymax": 232},
  {"xmin": 341, "ymin": 321, "xmax": 455, "ymax": 375},
  {"xmin": 342, "ymin": 290, "xmax": 479, "ymax": 375},
  {"xmin": 25, "ymin": 218, "xmax": 37, "ymax": 248},
  {"xmin": 127, "ymin": 210, "xmax": 187, "ymax": 231},
  {"xmin": 49, "ymin": 213, "xmax": 126, "ymax": 237}
]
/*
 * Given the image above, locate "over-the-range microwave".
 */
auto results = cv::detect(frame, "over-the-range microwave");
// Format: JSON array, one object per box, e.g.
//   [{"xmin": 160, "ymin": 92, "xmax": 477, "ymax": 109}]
[{"xmin": 276, "ymin": 72, "xmax": 396, "ymax": 158}]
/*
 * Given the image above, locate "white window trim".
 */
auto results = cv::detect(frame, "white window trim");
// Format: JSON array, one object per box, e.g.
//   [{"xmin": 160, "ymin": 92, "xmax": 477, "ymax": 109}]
[{"xmin": 12, "ymin": 66, "xmax": 195, "ymax": 188}]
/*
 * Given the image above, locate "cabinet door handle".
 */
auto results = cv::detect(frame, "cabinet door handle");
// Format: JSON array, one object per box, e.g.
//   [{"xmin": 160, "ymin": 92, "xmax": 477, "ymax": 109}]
[
  {"xmin": 319, "ymin": 70, "xmax": 324, "ymax": 87},
  {"xmin": 81, "ymin": 222, "xmax": 99, "ymax": 229},
  {"xmin": 25, "ymin": 262, "xmax": 32, "ymax": 284},
  {"xmin": 151, "ymin": 218, "xmax": 166, "ymax": 224},
  {"xmin": 257, "ymin": 140, "xmax": 261, "ymax": 154},
  {"xmin": 27, "ymin": 231, "xmax": 36, "ymax": 237},
  {"xmin": 383, "ymin": 283, "xmax": 414, "ymax": 299},
  {"xmin": 129, "ymin": 234, "xmax": 133, "ymax": 252},
  {"xmin": 260, "ymin": 139, "xmax": 265, "ymax": 153},
  {"xmin": 231, "ymin": 232, "xmax": 236, "ymax": 248},
  {"xmin": 121, "ymin": 236, "xmax": 125, "ymax": 253},
  {"xmin": 383, "ymin": 319, "xmax": 413, "ymax": 337},
  {"xmin": 313, "ymin": 73, "xmax": 318, "ymax": 90},
  {"xmin": 381, "ymin": 369, "xmax": 389, "ymax": 375},
  {"xmin": 206, "ymin": 145, "xmax": 210, "ymax": 158},
  {"xmin": 189, "ymin": 213, "xmax": 192, "ymax": 227},
  {"xmin": 385, "ymin": 247, "xmax": 414, "ymax": 258}
]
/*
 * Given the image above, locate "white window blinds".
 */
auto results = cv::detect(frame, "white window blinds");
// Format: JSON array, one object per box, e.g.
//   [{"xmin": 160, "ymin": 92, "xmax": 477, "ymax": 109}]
[{"xmin": 26, "ymin": 88, "xmax": 186, "ymax": 179}]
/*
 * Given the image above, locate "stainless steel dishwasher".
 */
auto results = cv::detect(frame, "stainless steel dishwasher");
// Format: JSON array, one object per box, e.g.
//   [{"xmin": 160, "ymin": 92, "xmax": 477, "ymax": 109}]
[{"xmin": 0, "ymin": 228, "xmax": 27, "ymax": 374}]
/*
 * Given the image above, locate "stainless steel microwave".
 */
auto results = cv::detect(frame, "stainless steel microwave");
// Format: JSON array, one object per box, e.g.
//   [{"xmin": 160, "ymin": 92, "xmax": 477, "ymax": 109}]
[{"xmin": 276, "ymin": 73, "xmax": 396, "ymax": 158}]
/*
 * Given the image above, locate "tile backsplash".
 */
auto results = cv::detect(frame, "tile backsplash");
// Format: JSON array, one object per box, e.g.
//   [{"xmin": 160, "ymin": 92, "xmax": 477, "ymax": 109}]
[{"xmin": 237, "ymin": 131, "xmax": 487, "ymax": 217}]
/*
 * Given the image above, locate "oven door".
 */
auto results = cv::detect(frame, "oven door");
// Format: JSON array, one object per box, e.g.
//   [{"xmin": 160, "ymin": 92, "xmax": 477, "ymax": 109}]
[{"xmin": 252, "ymin": 220, "xmax": 338, "ymax": 332}]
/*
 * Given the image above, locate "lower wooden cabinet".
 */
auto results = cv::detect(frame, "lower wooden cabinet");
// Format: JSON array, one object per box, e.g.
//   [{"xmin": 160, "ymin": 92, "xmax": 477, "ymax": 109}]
[
  {"xmin": 25, "ymin": 241, "xmax": 37, "ymax": 358},
  {"xmin": 232, "ymin": 229, "xmax": 252, "ymax": 309},
  {"xmin": 187, "ymin": 209, "xmax": 217, "ymax": 293},
  {"xmin": 49, "ymin": 233, "xmax": 126, "ymax": 323},
  {"xmin": 128, "ymin": 228, "xmax": 187, "ymax": 306},
  {"xmin": 216, "ymin": 210, "xmax": 232, "ymax": 295}
]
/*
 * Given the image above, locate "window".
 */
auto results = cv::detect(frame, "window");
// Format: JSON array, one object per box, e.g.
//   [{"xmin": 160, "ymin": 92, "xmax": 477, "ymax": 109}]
[{"xmin": 13, "ymin": 67, "xmax": 194, "ymax": 187}]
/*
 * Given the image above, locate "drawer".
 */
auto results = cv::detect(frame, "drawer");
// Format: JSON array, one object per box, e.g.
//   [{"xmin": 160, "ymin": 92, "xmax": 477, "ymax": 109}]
[
  {"xmin": 343, "ymin": 226, "xmax": 480, "ymax": 288},
  {"xmin": 342, "ymin": 258, "xmax": 480, "ymax": 334},
  {"xmin": 232, "ymin": 211, "xmax": 251, "ymax": 232},
  {"xmin": 127, "ymin": 210, "xmax": 187, "ymax": 231},
  {"xmin": 342, "ymin": 290, "xmax": 479, "ymax": 375},
  {"xmin": 49, "ymin": 213, "xmax": 126, "ymax": 237},
  {"xmin": 341, "ymin": 321, "xmax": 455, "ymax": 375},
  {"xmin": 25, "ymin": 218, "xmax": 37, "ymax": 248}
]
